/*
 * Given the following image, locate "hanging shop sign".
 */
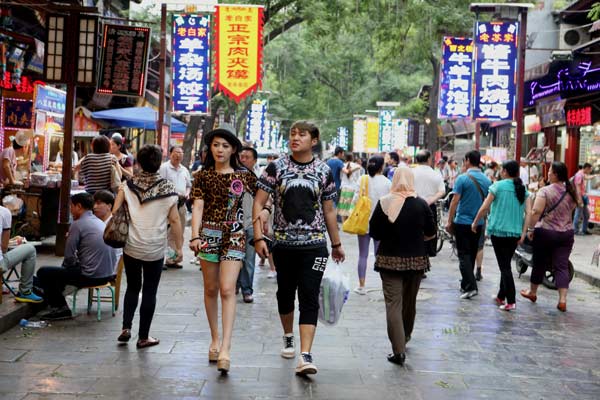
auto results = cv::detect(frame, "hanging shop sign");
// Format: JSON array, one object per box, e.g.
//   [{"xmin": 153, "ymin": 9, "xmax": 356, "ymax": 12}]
[
  {"xmin": 438, "ymin": 37, "xmax": 474, "ymax": 119},
  {"xmin": 406, "ymin": 120, "xmax": 423, "ymax": 147},
  {"xmin": 214, "ymin": 5, "xmax": 264, "ymax": 103},
  {"xmin": 1, "ymin": 98, "xmax": 33, "ymax": 130},
  {"xmin": 366, "ymin": 116, "xmax": 379, "ymax": 153},
  {"xmin": 97, "ymin": 24, "xmax": 151, "ymax": 97},
  {"xmin": 378, "ymin": 109, "xmax": 394, "ymax": 152},
  {"xmin": 172, "ymin": 14, "xmax": 211, "ymax": 113},
  {"xmin": 335, "ymin": 127, "xmax": 349, "ymax": 150},
  {"xmin": 245, "ymin": 100, "xmax": 266, "ymax": 145},
  {"xmin": 0, "ymin": 73, "xmax": 41, "ymax": 94},
  {"xmin": 34, "ymin": 84, "xmax": 66, "ymax": 115},
  {"xmin": 352, "ymin": 116, "xmax": 367, "ymax": 153},
  {"xmin": 393, "ymin": 119, "xmax": 408, "ymax": 150},
  {"xmin": 566, "ymin": 106, "xmax": 592, "ymax": 127},
  {"xmin": 473, "ymin": 21, "xmax": 519, "ymax": 121}
]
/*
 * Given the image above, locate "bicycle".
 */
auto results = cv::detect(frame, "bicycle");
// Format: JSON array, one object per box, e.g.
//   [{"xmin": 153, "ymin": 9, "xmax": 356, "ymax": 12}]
[{"xmin": 436, "ymin": 194, "xmax": 457, "ymax": 257}]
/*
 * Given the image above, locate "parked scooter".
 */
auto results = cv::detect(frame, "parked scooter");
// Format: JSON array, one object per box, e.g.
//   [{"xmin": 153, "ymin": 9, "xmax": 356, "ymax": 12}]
[{"xmin": 513, "ymin": 238, "xmax": 574, "ymax": 290}]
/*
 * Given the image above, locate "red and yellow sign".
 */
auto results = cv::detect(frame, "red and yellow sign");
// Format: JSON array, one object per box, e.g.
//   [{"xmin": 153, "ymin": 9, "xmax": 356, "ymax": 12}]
[{"xmin": 214, "ymin": 5, "xmax": 264, "ymax": 103}]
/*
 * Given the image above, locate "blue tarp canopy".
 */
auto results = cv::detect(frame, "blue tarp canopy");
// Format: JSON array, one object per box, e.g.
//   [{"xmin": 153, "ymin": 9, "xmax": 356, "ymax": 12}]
[{"xmin": 91, "ymin": 107, "xmax": 187, "ymax": 133}]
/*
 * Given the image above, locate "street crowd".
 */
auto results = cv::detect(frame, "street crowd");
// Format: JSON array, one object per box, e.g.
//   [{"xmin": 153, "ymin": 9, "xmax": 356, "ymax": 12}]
[{"xmin": 0, "ymin": 121, "xmax": 593, "ymax": 378}]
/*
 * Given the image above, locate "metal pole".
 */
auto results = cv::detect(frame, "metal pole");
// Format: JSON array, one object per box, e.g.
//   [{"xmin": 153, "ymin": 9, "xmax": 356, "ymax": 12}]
[
  {"xmin": 157, "ymin": 3, "xmax": 167, "ymax": 150},
  {"xmin": 515, "ymin": 8, "xmax": 528, "ymax": 160},
  {"xmin": 474, "ymin": 120, "xmax": 480, "ymax": 150}
]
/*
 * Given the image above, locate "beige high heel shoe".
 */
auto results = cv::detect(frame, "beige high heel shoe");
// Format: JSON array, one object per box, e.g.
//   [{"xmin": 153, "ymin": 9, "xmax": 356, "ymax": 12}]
[
  {"xmin": 208, "ymin": 348, "xmax": 219, "ymax": 362},
  {"xmin": 217, "ymin": 357, "xmax": 230, "ymax": 373}
]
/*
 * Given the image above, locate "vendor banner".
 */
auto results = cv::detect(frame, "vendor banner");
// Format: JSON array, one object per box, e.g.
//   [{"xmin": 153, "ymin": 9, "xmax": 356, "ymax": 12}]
[
  {"xmin": 172, "ymin": 14, "xmax": 211, "ymax": 113},
  {"xmin": 2, "ymin": 98, "xmax": 33, "ymax": 130},
  {"xmin": 245, "ymin": 100, "xmax": 266, "ymax": 145},
  {"xmin": 214, "ymin": 5, "xmax": 264, "ymax": 103},
  {"xmin": 438, "ymin": 37, "xmax": 473, "ymax": 119},
  {"xmin": 97, "ymin": 25, "xmax": 151, "ymax": 97},
  {"xmin": 34, "ymin": 84, "xmax": 66, "ymax": 115},
  {"xmin": 366, "ymin": 116, "xmax": 379, "ymax": 153},
  {"xmin": 378, "ymin": 109, "xmax": 394, "ymax": 152},
  {"xmin": 335, "ymin": 127, "xmax": 349, "ymax": 150},
  {"xmin": 473, "ymin": 21, "xmax": 519, "ymax": 121},
  {"xmin": 352, "ymin": 117, "xmax": 367, "ymax": 153},
  {"xmin": 393, "ymin": 119, "xmax": 408, "ymax": 150}
]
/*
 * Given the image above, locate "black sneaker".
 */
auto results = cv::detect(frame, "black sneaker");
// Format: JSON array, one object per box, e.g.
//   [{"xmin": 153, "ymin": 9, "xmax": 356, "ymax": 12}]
[
  {"xmin": 296, "ymin": 352, "xmax": 317, "ymax": 375},
  {"xmin": 39, "ymin": 306, "xmax": 72, "ymax": 320}
]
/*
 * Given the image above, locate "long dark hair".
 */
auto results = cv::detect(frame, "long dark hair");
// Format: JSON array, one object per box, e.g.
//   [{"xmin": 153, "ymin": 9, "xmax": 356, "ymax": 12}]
[
  {"xmin": 502, "ymin": 160, "xmax": 525, "ymax": 204},
  {"xmin": 367, "ymin": 155, "xmax": 384, "ymax": 177},
  {"xmin": 203, "ymin": 134, "xmax": 244, "ymax": 171},
  {"xmin": 551, "ymin": 161, "xmax": 578, "ymax": 202}
]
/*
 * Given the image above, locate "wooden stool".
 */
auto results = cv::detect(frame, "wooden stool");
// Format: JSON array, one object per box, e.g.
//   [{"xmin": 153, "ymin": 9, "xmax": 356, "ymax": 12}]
[{"xmin": 72, "ymin": 283, "xmax": 115, "ymax": 321}]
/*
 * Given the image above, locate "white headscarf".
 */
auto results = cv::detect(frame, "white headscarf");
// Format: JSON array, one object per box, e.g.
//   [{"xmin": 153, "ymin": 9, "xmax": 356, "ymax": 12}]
[{"xmin": 379, "ymin": 167, "xmax": 417, "ymax": 223}]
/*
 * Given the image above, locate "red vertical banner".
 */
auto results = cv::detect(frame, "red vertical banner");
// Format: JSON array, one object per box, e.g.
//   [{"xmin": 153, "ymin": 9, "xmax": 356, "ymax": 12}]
[{"xmin": 214, "ymin": 5, "xmax": 264, "ymax": 103}]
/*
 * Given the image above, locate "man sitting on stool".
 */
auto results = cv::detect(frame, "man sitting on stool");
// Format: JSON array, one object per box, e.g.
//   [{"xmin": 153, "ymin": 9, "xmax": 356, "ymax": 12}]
[
  {"xmin": 37, "ymin": 193, "xmax": 117, "ymax": 320},
  {"xmin": 0, "ymin": 205, "xmax": 43, "ymax": 303}
]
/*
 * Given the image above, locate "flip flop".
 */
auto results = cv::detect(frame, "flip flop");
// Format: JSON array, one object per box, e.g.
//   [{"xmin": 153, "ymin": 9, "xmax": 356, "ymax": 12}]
[
  {"xmin": 117, "ymin": 329, "xmax": 131, "ymax": 343},
  {"xmin": 136, "ymin": 337, "xmax": 160, "ymax": 349}
]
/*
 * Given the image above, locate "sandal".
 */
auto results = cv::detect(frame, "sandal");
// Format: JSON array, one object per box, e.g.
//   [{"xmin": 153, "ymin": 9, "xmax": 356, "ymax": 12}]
[
  {"xmin": 209, "ymin": 348, "xmax": 219, "ymax": 362},
  {"xmin": 117, "ymin": 329, "xmax": 131, "ymax": 343},
  {"xmin": 136, "ymin": 337, "xmax": 160, "ymax": 349}
]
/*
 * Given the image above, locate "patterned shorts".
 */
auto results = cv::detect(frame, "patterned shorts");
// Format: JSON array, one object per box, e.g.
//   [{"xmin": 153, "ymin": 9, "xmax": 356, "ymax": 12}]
[{"xmin": 198, "ymin": 221, "xmax": 246, "ymax": 263}]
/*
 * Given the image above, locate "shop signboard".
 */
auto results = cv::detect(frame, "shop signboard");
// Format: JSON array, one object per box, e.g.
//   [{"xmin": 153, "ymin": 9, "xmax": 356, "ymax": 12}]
[
  {"xmin": 438, "ymin": 37, "xmax": 474, "ymax": 119},
  {"xmin": 2, "ymin": 98, "xmax": 33, "ymax": 130},
  {"xmin": 214, "ymin": 5, "xmax": 264, "ymax": 103},
  {"xmin": 378, "ymin": 109, "xmax": 394, "ymax": 152},
  {"xmin": 587, "ymin": 195, "xmax": 600, "ymax": 224},
  {"xmin": 245, "ymin": 100, "xmax": 266, "ymax": 145},
  {"xmin": 566, "ymin": 106, "xmax": 592, "ymax": 127},
  {"xmin": 97, "ymin": 25, "xmax": 151, "ymax": 97},
  {"xmin": 172, "ymin": 14, "xmax": 211, "ymax": 113},
  {"xmin": 335, "ymin": 126, "xmax": 349, "ymax": 150},
  {"xmin": 393, "ymin": 119, "xmax": 408, "ymax": 150},
  {"xmin": 473, "ymin": 21, "xmax": 519, "ymax": 121},
  {"xmin": 34, "ymin": 84, "xmax": 66, "ymax": 115},
  {"xmin": 406, "ymin": 120, "xmax": 423, "ymax": 147},
  {"xmin": 366, "ymin": 116, "xmax": 379, "ymax": 153},
  {"xmin": 353, "ymin": 116, "xmax": 367, "ymax": 153}
]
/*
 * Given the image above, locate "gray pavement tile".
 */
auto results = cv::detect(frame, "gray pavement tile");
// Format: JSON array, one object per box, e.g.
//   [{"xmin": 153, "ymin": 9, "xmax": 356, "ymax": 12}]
[
  {"xmin": 0, "ymin": 394, "xmax": 27, "ymax": 400},
  {"xmin": 0, "ymin": 376, "xmax": 97, "ymax": 395},
  {"xmin": 156, "ymin": 365, "xmax": 260, "ymax": 382},
  {"xmin": 0, "ymin": 349, "xmax": 28, "ymax": 362},
  {"xmin": 19, "ymin": 351, "xmax": 120, "ymax": 365},
  {"xmin": 54, "ymin": 364, "xmax": 159, "ymax": 379},
  {"xmin": 257, "ymin": 367, "xmax": 363, "ymax": 385},
  {"xmin": 86, "ymin": 377, "xmax": 204, "ymax": 397},
  {"xmin": 0, "ymin": 363, "xmax": 59, "ymax": 377},
  {"xmin": 21, "ymin": 395, "xmax": 107, "ymax": 400}
]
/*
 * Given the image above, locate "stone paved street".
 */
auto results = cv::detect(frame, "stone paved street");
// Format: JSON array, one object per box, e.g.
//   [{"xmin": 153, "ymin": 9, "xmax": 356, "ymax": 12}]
[{"xmin": 0, "ymin": 230, "xmax": 600, "ymax": 399}]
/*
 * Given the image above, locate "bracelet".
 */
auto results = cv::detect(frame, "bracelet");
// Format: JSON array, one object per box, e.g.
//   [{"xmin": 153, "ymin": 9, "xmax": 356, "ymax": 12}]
[
  {"xmin": 262, "ymin": 207, "xmax": 272, "ymax": 214},
  {"xmin": 527, "ymin": 228, "xmax": 534, "ymax": 232},
  {"xmin": 189, "ymin": 237, "xmax": 201, "ymax": 242},
  {"xmin": 253, "ymin": 238, "xmax": 265, "ymax": 244},
  {"xmin": 331, "ymin": 242, "xmax": 342, "ymax": 248}
]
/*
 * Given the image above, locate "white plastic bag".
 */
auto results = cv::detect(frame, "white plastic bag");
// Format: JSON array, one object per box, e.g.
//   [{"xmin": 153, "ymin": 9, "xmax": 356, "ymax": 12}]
[{"xmin": 318, "ymin": 261, "xmax": 350, "ymax": 326}]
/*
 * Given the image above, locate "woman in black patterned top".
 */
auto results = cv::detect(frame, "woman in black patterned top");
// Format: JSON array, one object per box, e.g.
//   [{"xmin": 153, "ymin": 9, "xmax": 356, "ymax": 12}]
[
  {"xmin": 189, "ymin": 126, "xmax": 257, "ymax": 374},
  {"xmin": 369, "ymin": 167, "xmax": 436, "ymax": 366}
]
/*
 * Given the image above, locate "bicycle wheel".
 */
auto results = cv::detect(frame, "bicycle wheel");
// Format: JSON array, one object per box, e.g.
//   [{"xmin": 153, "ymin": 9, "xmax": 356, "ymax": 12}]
[{"xmin": 436, "ymin": 231, "xmax": 444, "ymax": 253}]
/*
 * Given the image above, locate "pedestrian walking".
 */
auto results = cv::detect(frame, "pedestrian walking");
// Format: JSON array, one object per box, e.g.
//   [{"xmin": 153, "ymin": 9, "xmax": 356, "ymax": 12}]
[
  {"xmin": 573, "ymin": 162, "xmax": 595, "ymax": 235},
  {"xmin": 337, "ymin": 154, "xmax": 362, "ymax": 222},
  {"xmin": 471, "ymin": 160, "xmax": 530, "ymax": 311},
  {"xmin": 115, "ymin": 145, "xmax": 182, "ymax": 349},
  {"xmin": 446, "ymin": 150, "xmax": 491, "ymax": 299},
  {"xmin": 355, "ymin": 155, "xmax": 391, "ymax": 294},
  {"xmin": 369, "ymin": 167, "xmax": 436, "ymax": 366},
  {"xmin": 189, "ymin": 126, "xmax": 258, "ymax": 373},
  {"xmin": 520, "ymin": 161, "xmax": 578, "ymax": 312},
  {"xmin": 327, "ymin": 146, "xmax": 345, "ymax": 204},
  {"xmin": 253, "ymin": 121, "xmax": 345, "ymax": 376}
]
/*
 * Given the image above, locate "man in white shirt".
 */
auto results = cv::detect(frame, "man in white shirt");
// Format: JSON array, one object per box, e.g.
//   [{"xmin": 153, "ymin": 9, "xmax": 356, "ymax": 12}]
[
  {"xmin": 412, "ymin": 150, "xmax": 446, "ymax": 257},
  {"xmin": 519, "ymin": 158, "xmax": 538, "ymax": 187},
  {"xmin": 159, "ymin": 146, "xmax": 191, "ymax": 269}
]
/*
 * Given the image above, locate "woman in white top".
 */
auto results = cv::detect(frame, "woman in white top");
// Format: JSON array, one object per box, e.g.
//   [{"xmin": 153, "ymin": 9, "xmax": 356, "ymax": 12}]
[
  {"xmin": 338, "ymin": 154, "xmax": 363, "ymax": 221},
  {"xmin": 113, "ymin": 144, "xmax": 183, "ymax": 349},
  {"xmin": 355, "ymin": 155, "xmax": 392, "ymax": 294}
]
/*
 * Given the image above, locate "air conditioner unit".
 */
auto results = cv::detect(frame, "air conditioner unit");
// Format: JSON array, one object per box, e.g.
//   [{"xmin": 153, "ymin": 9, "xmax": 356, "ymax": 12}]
[{"xmin": 559, "ymin": 23, "xmax": 591, "ymax": 50}]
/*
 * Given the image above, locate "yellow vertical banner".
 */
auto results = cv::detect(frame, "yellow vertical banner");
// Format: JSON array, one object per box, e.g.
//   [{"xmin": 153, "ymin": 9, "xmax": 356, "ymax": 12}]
[
  {"xmin": 366, "ymin": 116, "xmax": 379, "ymax": 153},
  {"xmin": 214, "ymin": 5, "xmax": 264, "ymax": 103}
]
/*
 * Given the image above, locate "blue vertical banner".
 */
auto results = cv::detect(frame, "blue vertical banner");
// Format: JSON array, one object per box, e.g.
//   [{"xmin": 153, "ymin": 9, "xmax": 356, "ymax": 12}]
[
  {"xmin": 336, "ymin": 127, "xmax": 349, "ymax": 150},
  {"xmin": 473, "ymin": 21, "xmax": 519, "ymax": 121},
  {"xmin": 438, "ymin": 37, "xmax": 474, "ymax": 119},
  {"xmin": 245, "ymin": 100, "xmax": 267, "ymax": 145},
  {"xmin": 378, "ymin": 109, "xmax": 394, "ymax": 152},
  {"xmin": 172, "ymin": 14, "xmax": 211, "ymax": 113}
]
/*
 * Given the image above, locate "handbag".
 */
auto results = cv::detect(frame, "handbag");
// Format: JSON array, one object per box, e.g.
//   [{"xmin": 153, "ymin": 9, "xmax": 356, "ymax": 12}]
[
  {"xmin": 342, "ymin": 175, "xmax": 371, "ymax": 235},
  {"xmin": 111, "ymin": 159, "xmax": 122, "ymax": 192},
  {"xmin": 103, "ymin": 201, "xmax": 129, "ymax": 248}
]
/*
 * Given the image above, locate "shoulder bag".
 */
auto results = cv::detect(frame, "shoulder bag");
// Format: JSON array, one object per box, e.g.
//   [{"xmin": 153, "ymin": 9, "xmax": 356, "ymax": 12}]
[
  {"xmin": 104, "ymin": 195, "xmax": 129, "ymax": 248},
  {"xmin": 540, "ymin": 188, "xmax": 568, "ymax": 221},
  {"xmin": 342, "ymin": 175, "xmax": 371, "ymax": 235},
  {"xmin": 111, "ymin": 157, "xmax": 123, "ymax": 192}
]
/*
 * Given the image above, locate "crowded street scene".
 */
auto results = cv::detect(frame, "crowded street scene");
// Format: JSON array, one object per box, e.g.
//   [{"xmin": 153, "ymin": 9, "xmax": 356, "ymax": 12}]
[{"xmin": 0, "ymin": 0, "xmax": 600, "ymax": 399}]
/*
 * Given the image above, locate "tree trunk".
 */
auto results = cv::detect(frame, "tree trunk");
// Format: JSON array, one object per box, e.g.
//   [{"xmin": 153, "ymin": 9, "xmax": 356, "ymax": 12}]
[
  {"xmin": 428, "ymin": 54, "xmax": 440, "ymax": 153},
  {"xmin": 182, "ymin": 115, "xmax": 203, "ymax": 168}
]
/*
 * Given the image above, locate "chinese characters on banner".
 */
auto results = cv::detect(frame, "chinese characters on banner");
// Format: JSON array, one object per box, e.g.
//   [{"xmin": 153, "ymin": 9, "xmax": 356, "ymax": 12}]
[
  {"xmin": 393, "ymin": 119, "xmax": 408, "ymax": 150},
  {"xmin": 245, "ymin": 100, "xmax": 266, "ymax": 145},
  {"xmin": 97, "ymin": 25, "xmax": 151, "ymax": 97},
  {"xmin": 566, "ymin": 106, "xmax": 592, "ymax": 127},
  {"xmin": 378, "ymin": 109, "xmax": 394, "ymax": 152},
  {"xmin": 34, "ymin": 85, "xmax": 66, "ymax": 115},
  {"xmin": 215, "ymin": 5, "xmax": 264, "ymax": 103},
  {"xmin": 172, "ymin": 14, "xmax": 211, "ymax": 113},
  {"xmin": 335, "ymin": 127, "xmax": 349, "ymax": 150},
  {"xmin": 366, "ymin": 116, "xmax": 379, "ymax": 153},
  {"xmin": 473, "ymin": 21, "xmax": 518, "ymax": 121},
  {"xmin": 2, "ymin": 99, "xmax": 33, "ymax": 130},
  {"xmin": 352, "ymin": 117, "xmax": 367, "ymax": 153},
  {"xmin": 438, "ymin": 37, "xmax": 474, "ymax": 119}
]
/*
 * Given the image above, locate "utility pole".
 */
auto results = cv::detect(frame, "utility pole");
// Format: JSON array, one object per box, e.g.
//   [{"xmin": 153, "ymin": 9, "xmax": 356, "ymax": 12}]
[
  {"xmin": 515, "ymin": 7, "xmax": 529, "ymax": 160},
  {"xmin": 157, "ymin": 3, "xmax": 168, "ymax": 154}
]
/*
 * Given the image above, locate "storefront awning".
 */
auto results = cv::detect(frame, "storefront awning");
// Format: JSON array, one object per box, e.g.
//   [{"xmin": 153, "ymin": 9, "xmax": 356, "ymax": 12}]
[{"xmin": 91, "ymin": 107, "xmax": 187, "ymax": 133}]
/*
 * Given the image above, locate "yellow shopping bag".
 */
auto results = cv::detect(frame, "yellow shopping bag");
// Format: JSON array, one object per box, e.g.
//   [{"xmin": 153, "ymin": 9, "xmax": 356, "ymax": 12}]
[{"xmin": 342, "ymin": 175, "xmax": 371, "ymax": 235}]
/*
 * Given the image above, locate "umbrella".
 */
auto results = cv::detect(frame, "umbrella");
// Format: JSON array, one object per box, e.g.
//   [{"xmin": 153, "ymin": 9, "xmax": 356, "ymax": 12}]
[{"xmin": 91, "ymin": 107, "xmax": 187, "ymax": 133}]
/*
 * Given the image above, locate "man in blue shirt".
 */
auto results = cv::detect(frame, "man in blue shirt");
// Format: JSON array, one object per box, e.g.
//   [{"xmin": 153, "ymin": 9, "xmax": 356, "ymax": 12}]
[
  {"xmin": 446, "ymin": 150, "xmax": 491, "ymax": 299},
  {"xmin": 326, "ymin": 146, "xmax": 345, "ymax": 203},
  {"xmin": 37, "ymin": 193, "xmax": 117, "ymax": 320}
]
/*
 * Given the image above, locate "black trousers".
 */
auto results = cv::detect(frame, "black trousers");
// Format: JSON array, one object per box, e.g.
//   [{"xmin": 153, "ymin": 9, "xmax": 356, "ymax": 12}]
[
  {"xmin": 272, "ymin": 246, "xmax": 328, "ymax": 326},
  {"xmin": 454, "ymin": 224, "xmax": 481, "ymax": 292},
  {"xmin": 490, "ymin": 235, "xmax": 519, "ymax": 304},
  {"xmin": 122, "ymin": 254, "xmax": 164, "ymax": 340},
  {"xmin": 37, "ymin": 266, "xmax": 114, "ymax": 308}
]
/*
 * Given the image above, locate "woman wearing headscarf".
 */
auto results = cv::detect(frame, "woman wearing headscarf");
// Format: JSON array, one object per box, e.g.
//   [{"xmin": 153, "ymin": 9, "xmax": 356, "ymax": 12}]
[{"xmin": 369, "ymin": 167, "xmax": 436, "ymax": 366}]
